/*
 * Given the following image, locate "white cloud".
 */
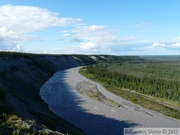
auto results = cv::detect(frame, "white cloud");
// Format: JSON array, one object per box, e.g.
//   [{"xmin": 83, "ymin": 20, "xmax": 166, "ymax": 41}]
[
  {"xmin": 126, "ymin": 22, "xmax": 153, "ymax": 30},
  {"xmin": 79, "ymin": 25, "xmax": 106, "ymax": 31},
  {"xmin": 172, "ymin": 36, "xmax": 180, "ymax": 42},
  {"xmin": 134, "ymin": 22, "xmax": 152, "ymax": 29},
  {"xmin": 0, "ymin": 5, "xmax": 81, "ymax": 52},
  {"xmin": 70, "ymin": 25, "xmax": 109, "ymax": 43},
  {"xmin": 0, "ymin": 38, "xmax": 24, "ymax": 52},
  {"xmin": 60, "ymin": 24, "xmax": 137, "ymax": 53},
  {"xmin": 151, "ymin": 42, "xmax": 165, "ymax": 47},
  {"xmin": 0, "ymin": 26, "xmax": 41, "ymax": 51},
  {"xmin": 0, "ymin": 26, "xmax": 22, "ymax": 51},
  {"xmin": 172, "ymin": 43, "xmax": 180, "ymax": 48},
  {"xmin": 0, "ymin": 5, "xmax": 81, "ymax": 34},
  {"xmin": 80, "ymin": 42, "xmax": 100, "ymax": 50},
  {"xmin": 0, "ymin": 26, "xmax": 42, "ymax": 41},
  {"xmin": 0, "ymin": 26, "xmax": 16, "ymax": 37}
]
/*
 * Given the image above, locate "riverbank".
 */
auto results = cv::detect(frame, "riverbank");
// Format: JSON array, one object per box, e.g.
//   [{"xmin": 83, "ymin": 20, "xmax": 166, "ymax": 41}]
[{"xmin": 40, "ymin": 67, "xmax": 180, "ymax": 135}]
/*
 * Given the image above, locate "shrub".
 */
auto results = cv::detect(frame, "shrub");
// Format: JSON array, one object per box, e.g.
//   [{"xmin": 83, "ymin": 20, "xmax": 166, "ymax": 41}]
[{"xmin": 12, "ymin": 128, "xmax": 21, "ymax": 135}]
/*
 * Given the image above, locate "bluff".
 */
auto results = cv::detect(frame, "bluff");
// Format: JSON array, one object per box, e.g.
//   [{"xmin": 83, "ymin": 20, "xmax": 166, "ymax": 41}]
[{"xmin": 0, "ymin": 52, "xmax": 141, "ymax": 134}]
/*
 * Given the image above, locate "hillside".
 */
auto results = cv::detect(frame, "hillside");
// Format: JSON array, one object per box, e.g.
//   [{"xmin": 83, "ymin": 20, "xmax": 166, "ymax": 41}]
[
  {"xmin": 0, "ymin": 52, "xmax": 140, "ymax": 134},
  {"xmin": 0, "ymin": 52, "xmax": 88, "ymax": 135}
]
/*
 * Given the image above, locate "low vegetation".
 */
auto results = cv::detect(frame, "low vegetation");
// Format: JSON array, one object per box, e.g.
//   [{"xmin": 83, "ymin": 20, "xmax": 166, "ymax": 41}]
[
  {"xmin": 0, "ymin": 87, "xmax": 62, "ymax": 135},
  {"xmin": 0, "ymin": 113, "xmax": 65, "ymax": 135},
  {"xmin": 107, "ymin": 87, "xmax": 180, "ymax": 119},
  {"xmin": 1, "ymin": 87, "xmax": 83, "ymax": 135}
]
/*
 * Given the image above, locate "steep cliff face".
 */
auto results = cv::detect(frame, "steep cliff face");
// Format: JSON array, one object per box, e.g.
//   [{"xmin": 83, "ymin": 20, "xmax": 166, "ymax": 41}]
[{"xmin": 0, "ymin": 53, "xmax": 94, "ymax": 134}]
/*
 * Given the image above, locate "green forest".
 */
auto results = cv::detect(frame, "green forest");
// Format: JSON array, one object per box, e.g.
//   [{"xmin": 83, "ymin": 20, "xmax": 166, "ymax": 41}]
[{"xmin": 80, "ymin": 56, "xmax": 180, "ymax": 103}]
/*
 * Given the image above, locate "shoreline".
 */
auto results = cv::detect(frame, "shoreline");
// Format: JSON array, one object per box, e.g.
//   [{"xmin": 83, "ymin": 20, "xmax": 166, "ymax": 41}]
[{"xmin": 40, "ymin": 67, "xmax": 180, "ymax": 135}]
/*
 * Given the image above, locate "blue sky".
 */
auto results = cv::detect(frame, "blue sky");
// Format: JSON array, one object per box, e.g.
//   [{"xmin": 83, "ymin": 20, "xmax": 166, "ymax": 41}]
[{"xmin": 0, "ymin": 0, "xmax": 180, "ymax": 55}]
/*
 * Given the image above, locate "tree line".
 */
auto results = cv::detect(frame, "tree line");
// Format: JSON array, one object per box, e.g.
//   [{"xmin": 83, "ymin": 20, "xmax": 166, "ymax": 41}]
[{"xmin": 83, "ymin": 64, "xmax": 180, "ymax": 103}]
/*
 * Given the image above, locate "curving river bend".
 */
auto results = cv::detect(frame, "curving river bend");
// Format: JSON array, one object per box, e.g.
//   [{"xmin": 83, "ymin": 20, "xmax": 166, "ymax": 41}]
[{"xmin": 40, "ymin": 67, "xmax": 180, "ymax": 135}]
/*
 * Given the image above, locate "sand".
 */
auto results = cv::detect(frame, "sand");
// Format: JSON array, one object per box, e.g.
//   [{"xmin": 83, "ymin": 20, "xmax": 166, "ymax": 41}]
[{"xmin": 40, "ymin": 67, "xmax": 180, "ymax": 135}]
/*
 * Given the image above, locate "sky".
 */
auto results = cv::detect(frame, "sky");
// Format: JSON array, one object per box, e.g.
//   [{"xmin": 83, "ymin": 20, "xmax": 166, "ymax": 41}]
[{"xmin": 0, "ymin": 0, "xmax": 180, "ymax": 55}]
